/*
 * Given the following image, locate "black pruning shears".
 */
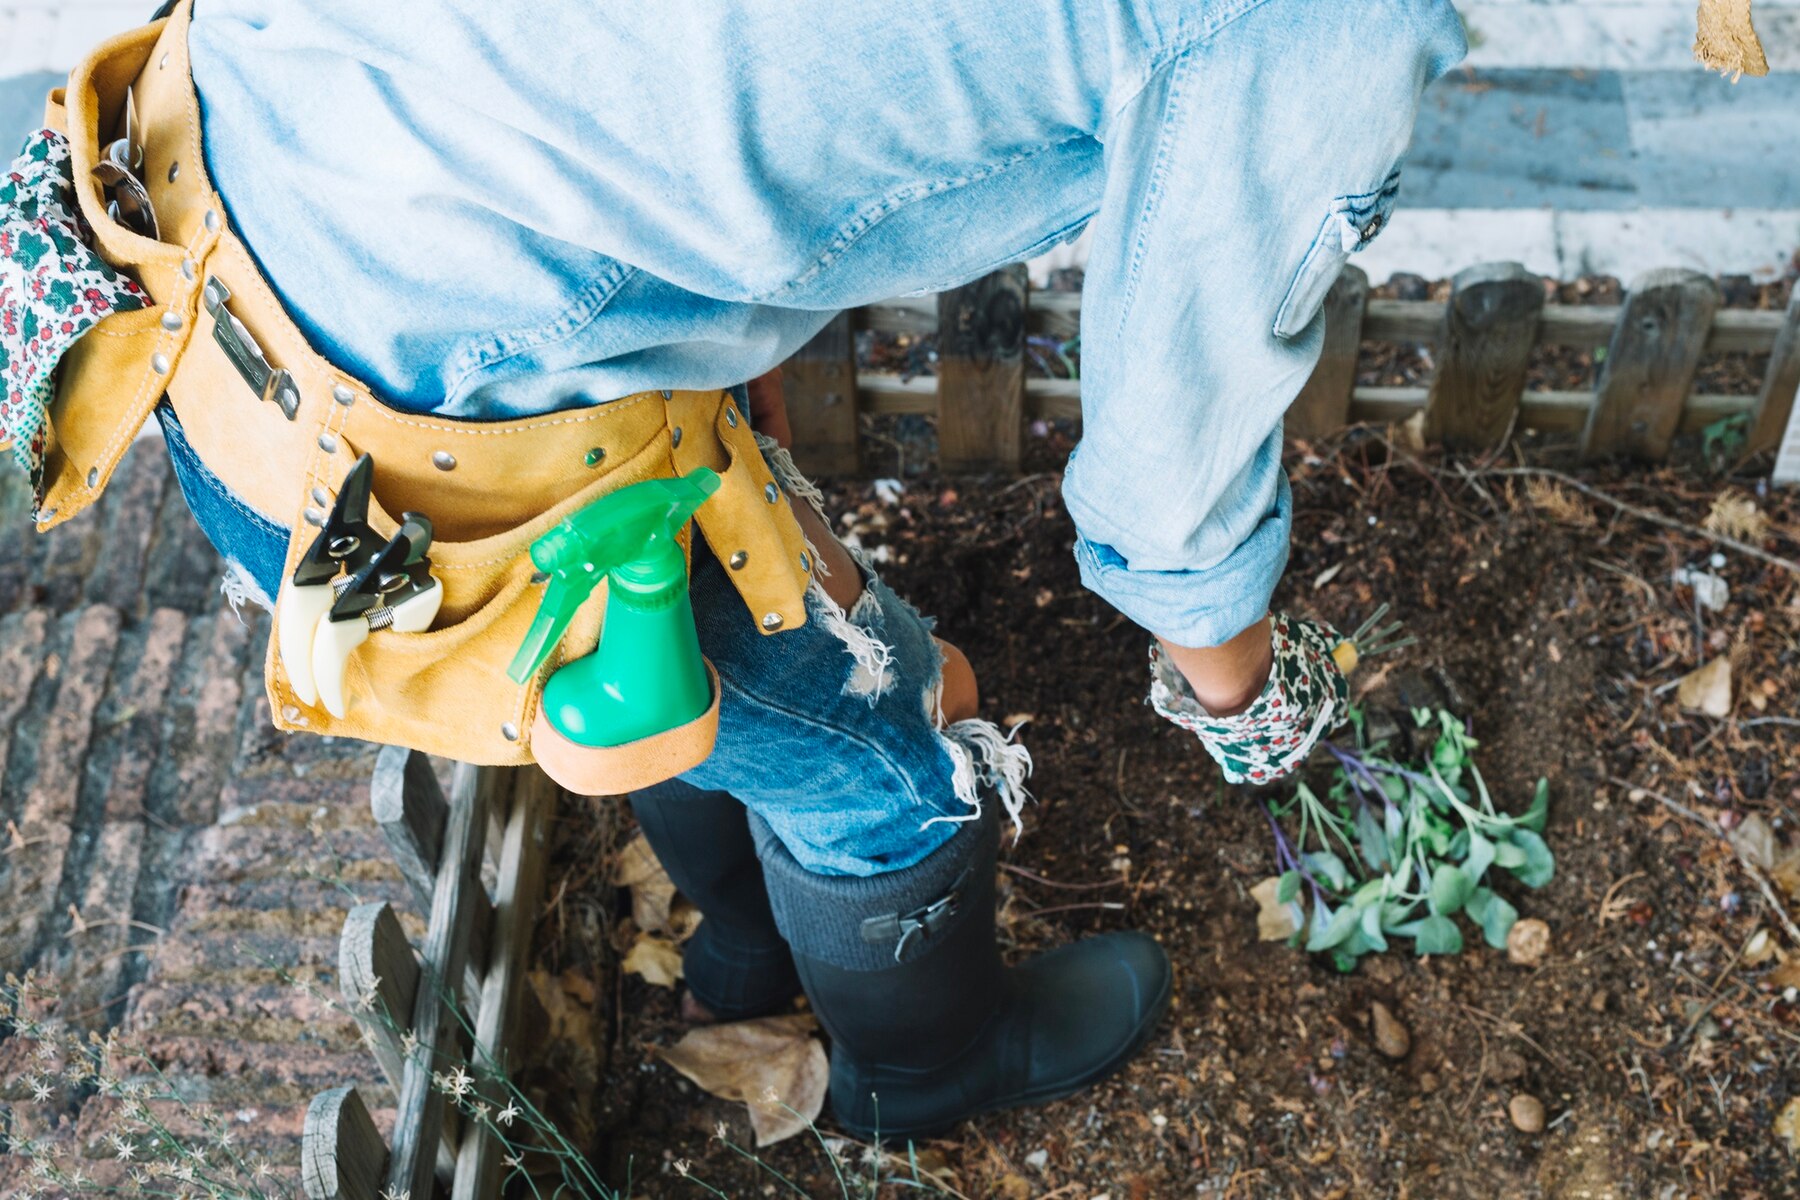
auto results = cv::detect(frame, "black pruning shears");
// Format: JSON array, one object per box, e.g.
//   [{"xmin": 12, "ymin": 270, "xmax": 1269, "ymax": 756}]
[{"xmin": 276, "ymin": 455, "xmax": 442, "ymax": 717}]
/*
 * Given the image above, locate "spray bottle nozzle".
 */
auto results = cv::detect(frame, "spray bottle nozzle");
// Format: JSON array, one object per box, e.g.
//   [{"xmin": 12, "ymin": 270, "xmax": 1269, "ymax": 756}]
[{"xmin": 507, "ymin": 468, "xmax": 721, "ymax": 685}]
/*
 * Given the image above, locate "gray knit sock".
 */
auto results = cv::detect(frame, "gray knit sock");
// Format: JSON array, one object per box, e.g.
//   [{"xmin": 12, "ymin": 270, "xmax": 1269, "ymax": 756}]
[{"xmin": 748, "ymin": 812, "xmax": 997, "ymax": 973}]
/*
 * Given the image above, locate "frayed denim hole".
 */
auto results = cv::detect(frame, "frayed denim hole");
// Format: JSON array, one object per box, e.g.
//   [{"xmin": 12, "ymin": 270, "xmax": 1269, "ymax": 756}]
[{"xmin": 219, "ymin": 560, "xmax": 273, "ymax": 617}]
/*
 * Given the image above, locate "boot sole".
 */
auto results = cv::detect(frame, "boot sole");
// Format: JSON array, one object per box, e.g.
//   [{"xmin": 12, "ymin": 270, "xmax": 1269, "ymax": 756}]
[{"xmin": 833, "ymin": 959, "xmax": 1175, "ymax": 1142}]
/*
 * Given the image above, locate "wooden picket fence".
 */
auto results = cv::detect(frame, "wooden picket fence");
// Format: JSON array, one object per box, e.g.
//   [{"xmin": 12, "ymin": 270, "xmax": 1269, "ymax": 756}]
[
  {"xmin": 301, "ymin": 749, "xmax": 558, "ymax": 1200},
  {"xmin": 782, "ymin": 261, "xmax": 1800, "ymax": 482}
]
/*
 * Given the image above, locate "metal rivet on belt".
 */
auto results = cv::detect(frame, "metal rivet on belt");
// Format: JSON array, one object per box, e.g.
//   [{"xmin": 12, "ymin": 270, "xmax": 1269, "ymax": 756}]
[
  {"xmin": 728, "ymin": 550, "xmax": 748, "ymax": 570},
  {"xmin": 166, "ymin": 161, "xmax": 179, "ymax": 183},
  {"xmin": 584, "ymin": 447, "xmax": 606, "ymax": 468},
  {"xmin": 204, "ymin": 210, "xmax": 221, "ymax": 232},
  {"xmin": 500, "ymin": 722, "xmax": 520, "ymax": 742},
  {"xmin": 180, "ymin": 258, "xmax": 196, "ymax": 281},
  {"xmin": 159, "ymin": 52, "xmax": 169, "ymax": 69},
  {"xmin": 671, "ymin": 426, "xmax": 683, "ymax": 449},
  {"xmin": 304, "ymin": 507, "xmax": 326, "ymax": 527},
  {"xmin": 761, "ymin": 612, "xmax": 784, "ymax": 631},
  {"xmin": 763, "ymin": 482, "xmax": 780, "ymax": 504},
  {"xmin": 311, "ymin": 486, "xmax": 330, "ymax": 506},
  {"xmin": 151, "ymin": 353, "xmax": 170, "ymax": 375},
  {"xmin": 332, "ymin": 383, "xmax": 356, "ymax": 406},
  {"xmin": 160, "ymin": 310, "xmax": 182, "ymax": 331},
  {"xmin": 432, "ymin": 451, "xmax": 457, "ymax": 472},
  {"xmin": 799, "ymin": 550, "xmax": 812, "ymax": 573},
  {"xmin": 318, "ymin": 433, "xmax": 338, "ymax": 453},
  {"xmin": 724, "ymin": 404, "xmax": 739, "ymax": 428},
  {"xmin": 86, "ymin": 467, "xmax": 99, "ymax": 489},
  {"xmin": 660, "ymin": 389, "xmax": 673, "ymax": 400}
]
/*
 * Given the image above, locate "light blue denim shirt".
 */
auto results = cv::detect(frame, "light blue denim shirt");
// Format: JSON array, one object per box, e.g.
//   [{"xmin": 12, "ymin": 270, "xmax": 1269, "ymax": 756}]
[{"xmin": 188, "ymin": 0, "xmax": 1465, "ymax": 648}]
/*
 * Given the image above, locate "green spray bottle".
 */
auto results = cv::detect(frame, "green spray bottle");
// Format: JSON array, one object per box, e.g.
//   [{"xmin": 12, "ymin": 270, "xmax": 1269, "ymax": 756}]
[{"xmin": 508, "ymin": 468, "xmax": 721, "ymax": 746}]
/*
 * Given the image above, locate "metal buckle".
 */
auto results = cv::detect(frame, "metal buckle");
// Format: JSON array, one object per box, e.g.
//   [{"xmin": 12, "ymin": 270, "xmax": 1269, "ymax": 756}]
[
  {"xmin": 203, "ymin": 276, "xmax": 301, "ymax": 420},
  {"xmin": 862, "ymin": 886, "xmax": 963, "ymax": 964}
]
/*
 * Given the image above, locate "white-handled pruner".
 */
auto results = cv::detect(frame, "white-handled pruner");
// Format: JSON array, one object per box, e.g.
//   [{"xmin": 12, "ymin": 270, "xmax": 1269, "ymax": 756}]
[{"xmin": 276, "ymin": 455, "xmax": 443, "ymax": 717}]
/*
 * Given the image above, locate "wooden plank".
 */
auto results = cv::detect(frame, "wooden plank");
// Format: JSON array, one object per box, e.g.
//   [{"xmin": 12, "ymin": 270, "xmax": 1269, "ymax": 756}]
[
  {"xmin": 452, "ymin": 768, "xmax": 558, "ymax": 1200},
  {"xmin": 856, "ymin": 374, "xmax": 1754, "ymax": 437},
  {"xmin": 1776, "ymin": 397, "xmax": 1800, "ymax": 486},
  {"xmin": 1581, "ymin": 268, "xmax": 1722, "ymax": 461},
  {"xmin": 371, "ymin": 745, "xmax": 491, "ymax": 998},
  {"xmin": 783, "ymin": 312, "xmax": 860, "ymax": 477},
  {"xmin": 385, "ymin": 762, "xmax": 490, "ymax": 1200},
  {"xmin": 864, "ymin": 293, "xmax": 1785, "ymax": 354},
  {"xmin": 1422, "ymin": 263, "xmax": 1544, "ymax": 450},
  {"xmin": 338, "ymin": 902, "xmax": 421, "ymax": 1092},
  {"xmin": 302, "ymin": 1086, "xmax": 388, "ymax": 1200},
  {"xmin": 1746, "ymin": 289, "xmax": 1800, "ymax": 460},
  {"xmin": 1287, "ymin": 266, "xmax": 1369, "ymax": 440},
  {"xmin": 936, "ymin": 265, "xmax": 1028, "ymax": 474},
  {"xmin": 370, "ymin": 747, "xmax": 445, "ymax": 910}
]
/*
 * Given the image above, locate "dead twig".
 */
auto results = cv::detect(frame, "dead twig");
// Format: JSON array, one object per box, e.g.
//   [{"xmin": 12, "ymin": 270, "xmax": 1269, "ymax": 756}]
[
  {"xmin": 1613, "ymin": 776, "xmax": 1800, "ymax": 948},
  {"xmin": 1476, "ymin": 468, "xmax": 1800, "ymax": 577}
]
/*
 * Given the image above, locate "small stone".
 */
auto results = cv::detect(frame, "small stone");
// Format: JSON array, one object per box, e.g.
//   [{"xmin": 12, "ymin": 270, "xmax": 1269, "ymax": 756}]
[
  {"xmin": 1507, "ymin": 918, "xmax": 1551, "ymax": 966},
  {"xmin": 1024, "ymin": 1149, "xmax": 1049, "ymax": 1171},
  {"xmin": 1418, "ymin": 1071, "xmax": 1440, "ymax": 1094},
  {"xmin": 1492, "ymin": 1048, "xmax": 1528, "ymax": 1082},
  {"xmin": 1509, "ymin": 1093, "xmax": 1546, "ymax": 1133},
  {"xmin": 1588, "ymin": 990, "xmax": 1610, "ymax": 1013},
  {"xmin": 1371, "ymin": 1001, "xmax": 1411, "ymax": 1059}
]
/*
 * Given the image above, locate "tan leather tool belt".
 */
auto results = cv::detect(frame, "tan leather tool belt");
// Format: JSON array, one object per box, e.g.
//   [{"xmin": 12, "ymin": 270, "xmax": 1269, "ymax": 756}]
[{"xmin": 37, "ymin": 1, "xmax": 813, "ymax": 778}]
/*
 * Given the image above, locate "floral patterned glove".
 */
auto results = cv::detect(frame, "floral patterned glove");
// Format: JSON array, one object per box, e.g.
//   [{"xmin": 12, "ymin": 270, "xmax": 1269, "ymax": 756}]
[
  {"xmin": 1, "ymin": 129, "xmax": 147, "ymax": 512},
  {"xmin": 1149, "ymin": 611, "xmax": 1368, "ymax": 786}
]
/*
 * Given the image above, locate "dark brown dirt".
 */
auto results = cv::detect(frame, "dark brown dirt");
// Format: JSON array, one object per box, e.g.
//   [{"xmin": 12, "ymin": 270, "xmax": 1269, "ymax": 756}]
[{"xmin": 585, "ymin": 425, "xmax": 1800, "ymax": 1199}]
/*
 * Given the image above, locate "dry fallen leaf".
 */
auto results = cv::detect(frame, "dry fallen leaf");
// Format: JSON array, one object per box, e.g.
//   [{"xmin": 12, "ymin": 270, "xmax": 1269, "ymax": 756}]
[
  {"xmin": 613, "ymin": 832, "xmax": 700, "ymax": 941},
  {"xmin": 1776, "ymin": 1096, "xmax": 1800, "ymax": 1156},
  {"xmin": 527, "ymin": 969, "xmax": 600, "ymax": 1044},
  {"xmin": 1731, "ymin": 814, "xmax": 1779, "ymax": 871},
  {"xmin": 1767, "ymin": 960, "xmax": 1800, "ymax": 991},
  {"xmin": 1251, "ymin": 876, "xmax": 1302, "ymax": 942},
  {"xmin": 1705, "ymin": 491, "xmax": 1769, "ymax": 542},
  {"xmin": 1676, "ymin": 657, "xmax": 1732, "ymax": 718},
  {"xmin": 655, "ymin": 1014, "xmax": 828, "ymax": 1146},
  {"xmin": 623, "ymin": 933, "xmax": 685, "ymax": 989}
]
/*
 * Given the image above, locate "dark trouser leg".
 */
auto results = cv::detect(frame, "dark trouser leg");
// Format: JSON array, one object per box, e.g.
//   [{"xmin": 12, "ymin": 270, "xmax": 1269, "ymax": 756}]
[{"xmin": 629, "ymin": 779, "xmax": 800, "ymax": 1021}]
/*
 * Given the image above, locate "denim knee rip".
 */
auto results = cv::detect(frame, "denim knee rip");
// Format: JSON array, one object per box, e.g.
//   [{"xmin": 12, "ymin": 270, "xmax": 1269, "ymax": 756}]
[{"xmin": 761, "ymin": 433, "xmax": 1033, "ymax": 840}]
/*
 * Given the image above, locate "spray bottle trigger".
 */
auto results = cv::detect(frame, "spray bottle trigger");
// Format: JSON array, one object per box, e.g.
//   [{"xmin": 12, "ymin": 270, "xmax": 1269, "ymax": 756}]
[{"xmin": 508, "ymin": 567, "xmax": 595, "ymax": 684}]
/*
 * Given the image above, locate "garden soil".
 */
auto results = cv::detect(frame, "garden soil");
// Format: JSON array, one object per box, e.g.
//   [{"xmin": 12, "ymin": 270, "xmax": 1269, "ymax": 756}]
[{"xmin": 533, "ymin": 277, "xmax": 1800, "ymax": 1199}]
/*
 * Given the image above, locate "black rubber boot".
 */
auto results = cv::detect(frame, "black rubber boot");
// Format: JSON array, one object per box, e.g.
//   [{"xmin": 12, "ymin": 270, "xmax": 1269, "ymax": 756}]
[
  {"xmin": 628, "ymin": 780, "xmax": 802, "ymax": 1021},
  {"xmin": 750, "ymin": 810, "xmax": 1172, "ymax": 1140}
]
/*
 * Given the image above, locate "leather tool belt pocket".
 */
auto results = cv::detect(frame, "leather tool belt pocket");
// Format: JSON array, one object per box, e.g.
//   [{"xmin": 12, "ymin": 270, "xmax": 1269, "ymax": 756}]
[{"xmin": 26, "ymin": 2, "xmax": 813, "ymax": 783}]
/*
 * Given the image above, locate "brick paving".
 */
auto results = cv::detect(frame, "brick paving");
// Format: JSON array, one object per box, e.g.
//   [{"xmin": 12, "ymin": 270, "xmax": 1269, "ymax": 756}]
[{"xmin": 0, "ymin": 444, "xmax": 405, "ymax": 1180}]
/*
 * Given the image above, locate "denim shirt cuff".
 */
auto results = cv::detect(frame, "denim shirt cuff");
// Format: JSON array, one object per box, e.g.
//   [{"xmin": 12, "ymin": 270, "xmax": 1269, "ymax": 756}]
[{"xmin": 1072, "ymin": 474, "xmax": 1292, "ymax": 648}]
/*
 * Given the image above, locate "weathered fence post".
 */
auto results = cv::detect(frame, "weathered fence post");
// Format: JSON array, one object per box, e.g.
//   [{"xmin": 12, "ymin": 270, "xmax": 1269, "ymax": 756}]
[
  {"xmin": 386, "ymin": 762, "xmax": 489, "ymax": 1200},
  {"xmin": 783, "ymin": 312, "xmax": 861, "ymax": 477},
  {"xmin": 372, "ymin": 745, "xmax": 490, "ymax": 998},
  {"xmin": 1581, "ymin": 268, "xmax": 1722, "ymax": 460},
  {"xmin": 1287, "ymin": 266, "xmax": 1369, "ymax": 440},
  {"xmin": 937, "ymin": 265, "xmax": 1028, "ymax": 473},
  {"xmin": 1747, "ymin": 288, "xmax": 1800, "ymax": 464},
  {"xmin": 303, "ymin": 1086, "xmax": 388, "ymax": 1200},
  {"xmin": 338, "ymin": 901, "xmax": 421, "ymax": 1091},
  {"xmin": 1421, "ymin": 263, "xmax": 1544, "ymax": 450},
  {"xmin": 455, "ymin": 769, "xmax": 558, "ymax": 1198}
]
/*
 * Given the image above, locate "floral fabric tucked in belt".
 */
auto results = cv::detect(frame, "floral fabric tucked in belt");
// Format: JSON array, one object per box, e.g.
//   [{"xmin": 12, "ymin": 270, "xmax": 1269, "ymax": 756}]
[{"xmin": 0, "ymin": 129, "xmax": 148, "ymax": 511}]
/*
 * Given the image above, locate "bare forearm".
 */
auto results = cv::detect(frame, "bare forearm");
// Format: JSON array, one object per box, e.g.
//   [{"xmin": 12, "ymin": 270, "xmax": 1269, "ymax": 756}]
[{"xmin": 1157, "ymin": 614, "xmax": 1272, "ymax": 717}]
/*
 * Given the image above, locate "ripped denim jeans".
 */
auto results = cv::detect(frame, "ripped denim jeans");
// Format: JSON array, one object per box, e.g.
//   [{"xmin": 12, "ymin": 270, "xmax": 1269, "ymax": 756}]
[{"xmin": 155, "ymin": 395, "xmax": 1028, "ymax": 878}]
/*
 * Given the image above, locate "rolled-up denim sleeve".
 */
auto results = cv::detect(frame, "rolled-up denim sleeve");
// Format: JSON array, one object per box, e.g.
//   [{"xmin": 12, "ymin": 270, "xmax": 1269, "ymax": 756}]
[{"xmin": 1062, "ymin": 0, "xmax": 1465, "ymax": 648}]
